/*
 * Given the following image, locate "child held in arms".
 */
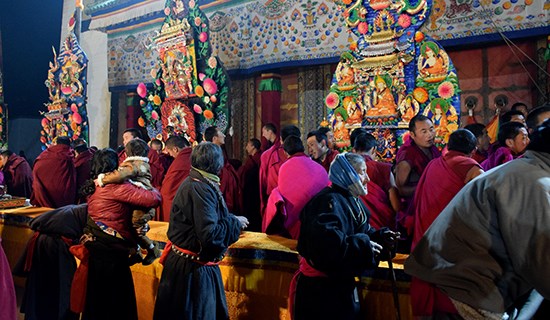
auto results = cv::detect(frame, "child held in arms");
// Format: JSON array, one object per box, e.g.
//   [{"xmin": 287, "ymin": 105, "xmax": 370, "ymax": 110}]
[{"xmin": 97, "ymin": 138, "xmax": 161, "ymax": 265}]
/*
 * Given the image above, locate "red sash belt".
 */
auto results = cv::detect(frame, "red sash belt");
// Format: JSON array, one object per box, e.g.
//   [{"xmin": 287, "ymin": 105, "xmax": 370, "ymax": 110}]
[
  {"xmin": 69, "ymin": 244, "xmax": 89, "ymax": 313},
  {"xmin": 159, "ymin": 240, "xmax": 222, "ymax": 266},
  {"xmin": 23, "ymin": 232, "xmax": 73, "ymax": 272},
  {"xmin": 288, "ymin": 257, "xmax": 328, "ymax": 319}
]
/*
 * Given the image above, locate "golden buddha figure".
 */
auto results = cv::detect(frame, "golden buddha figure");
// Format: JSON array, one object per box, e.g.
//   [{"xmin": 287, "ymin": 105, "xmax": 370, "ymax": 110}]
[{"xmin": 368, "ymin": 75, "xmax": 398, "ymax": 116}]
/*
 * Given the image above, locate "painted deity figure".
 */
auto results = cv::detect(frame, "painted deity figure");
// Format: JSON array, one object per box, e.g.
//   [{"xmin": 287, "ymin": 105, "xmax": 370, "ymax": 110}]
[
  {"xmin": 333, "ymin": 112, "xmax": 350, "ymax": 148},
  {"xmin": 345, "ymin": 98, "xmax": 363, "ymax": 125},
  {"xmin": 368, "ymin": 75, "xmax": 398, "ymax": 116},
  {"xmin": 420, "ymin": 42, "xmax": 447, "ymax": 76},
  {"xmin": 59, "ymin": 58, "xmax": 84, "ymax": 97},
  {"xmin": 399, "ymin": 95, "xmax": 418, "ymax": 124}
]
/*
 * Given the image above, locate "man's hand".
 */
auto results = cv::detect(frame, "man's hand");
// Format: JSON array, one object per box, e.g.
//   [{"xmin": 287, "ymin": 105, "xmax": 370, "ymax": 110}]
[
  {"xmin": 235, "ymin": 216, "xmax": 249, "ymax": 230},
  {"xmin": 370, "ymin": 241, "xmax": 383, "ymax": 256}
]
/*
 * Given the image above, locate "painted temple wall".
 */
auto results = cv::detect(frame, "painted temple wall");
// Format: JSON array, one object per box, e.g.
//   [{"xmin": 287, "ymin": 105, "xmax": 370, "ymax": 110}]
[{"xmin": 69, "ymin": 0, "xmax": 549, "ymax": 157}]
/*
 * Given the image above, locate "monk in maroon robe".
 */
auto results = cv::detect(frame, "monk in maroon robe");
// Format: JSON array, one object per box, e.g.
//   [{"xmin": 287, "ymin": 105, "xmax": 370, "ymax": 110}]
[
  {"xmin": 205, "ymin": 126, "xmax": 240, "ymax": 213},
  {"xmin": 394, "ymin": 115, "xmax": 441, "ymax": 241},
  {"xmin": 72, "ymin": 139, "xmax": 95, "ymax": 202},
  {"xmin": 259, "ymin": 125, "xmax": 301, "ymax": 215},
  {"xmin": 158, "ymin": 136, "xmax": 192, "ymax": 221},
  {"xmin": 31, "ymin": 137, "xmax": 77, "ymax": 208},
  {"xmin": 464, "ymin": 123, "xmax": 491, "ymax": 164},
  {"xmin": 306, "ymin": 130, "xmax": 339, "ymax": 172},
  {"xmin": 0, "ymin": 150, "xmax": 33, "ymax": 198},
  {"xmin": 410, "ymin": 129, "xmax": 483, "ymax": 317},
  {"xmin": 119, "ymin": 128, "xmax": 165, "ymax": 188},
  {"xmin": 352, "ymin": 133, "xmax": 397, "ymax": 230},
  {"xmin": 238, "ymin": 138, "xmax": 262, "ymax": 231}
]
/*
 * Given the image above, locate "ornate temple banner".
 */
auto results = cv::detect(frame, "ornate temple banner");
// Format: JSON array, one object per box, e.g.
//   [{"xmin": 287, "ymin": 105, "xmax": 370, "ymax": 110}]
[
  {"xmin": 95, "ymin": 0, "xmax": 549, "ymax": 88},
  {"xmin": 133, "ymin": 0, "xmax": 231, "ymax": 140},
  {"xmin": 40, "ymin": 12, "xmax": 90, "ymax": 148},
  {"xmin": 323, "ymin": 0, "xmax": 461, "ymax": 161}
]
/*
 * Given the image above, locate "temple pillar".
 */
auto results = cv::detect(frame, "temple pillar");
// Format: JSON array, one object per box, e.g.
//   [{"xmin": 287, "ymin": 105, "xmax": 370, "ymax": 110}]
[
  {"xmin": 259, "ymin": 73, "xmax": 282, "ymax": 131},
  {"xmin": 81, "ymin": 30, "xmax": 111, "ymax": 148}
]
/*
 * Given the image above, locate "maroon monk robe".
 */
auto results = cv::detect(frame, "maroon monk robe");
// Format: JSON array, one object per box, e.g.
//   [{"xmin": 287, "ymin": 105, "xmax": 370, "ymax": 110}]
[
  {"xmin": 320, "ymin": 149, "xmax": 339, "ymax": 173},
  {"xmin": 220, "ymin": 158, "xmax": 240, "ymax": 214},
  {"xmin": 395, "ymin": 139, "xmax": 441, "ymax": 235},
  {"xmin": 74, "ymin": 149, "xmax": 95, "ymax": 202},
  {"xmin": 259, "ymin": 138, "xmax": 288, "ymax": 215},
  {"xmin": 359, "ymin": 155, "xmax": 395, "ymax": 230},
  {"xmin": 409, "ymin": 151, "xmax": 480, "ymax": 316},
  {"xmin": 2, "ymin": 153, "xmax": 33, "ymax": 198},
  {"xmin": 238, "ymin": 152, "xmax": 261, "ymax": 231},
  {"xmin": 159, "ymin": 153, "xmax": 174, "ymax": 173},
  {"xmin": 119, "ymin": 148, "xmax": 165, "ymax": 188},
  {"xmin": 158, "ymin": 147, "xmax": 192, "ymax": 221},
  {"xmin": 471, "ymin": 150, "xmax": 487, "ymax": 164},
  {"xmin": 31, "ymin": 144, "xmax": 77, "ymax": 208}
]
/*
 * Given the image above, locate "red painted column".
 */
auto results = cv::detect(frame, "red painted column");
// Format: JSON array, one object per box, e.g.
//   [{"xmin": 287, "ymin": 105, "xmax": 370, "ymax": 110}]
[{"xmin": 259, "ymin": 73, "xmax": 282, "ymax": 131}]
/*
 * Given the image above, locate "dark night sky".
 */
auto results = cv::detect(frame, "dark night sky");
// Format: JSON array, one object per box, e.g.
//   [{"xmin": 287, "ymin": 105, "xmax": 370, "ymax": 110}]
[{"xmin": 1, "ymin": 0, "xmax": 63, "ymax": 119}]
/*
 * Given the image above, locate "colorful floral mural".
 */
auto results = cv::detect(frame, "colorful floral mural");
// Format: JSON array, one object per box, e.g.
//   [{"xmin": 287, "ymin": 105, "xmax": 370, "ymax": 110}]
[{"xmin": 102, "ymin": 0, "xmax": 547, "ymax": 87}]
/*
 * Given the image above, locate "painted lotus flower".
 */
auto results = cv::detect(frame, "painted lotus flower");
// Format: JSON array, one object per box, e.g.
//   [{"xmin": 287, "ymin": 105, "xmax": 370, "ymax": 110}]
[
  {"xmin": 153, "ymin": 95, "xmax": 162, "ymax": 105},
  {"xmin": 198, "ymin": 73, "xmax": 206, "ymax": 81},
  {"xmin": 155, "ymin": 79, "xmax": 161, "ymax": 86},
  {"xmin": 208, "ymin": 57, "xmax": 217, "ymax": 69},
  {"xmin": 210, "ymin": 95, "xmax": 217, "ymax": 103},
  {"xmin": 137, "ymin": 83, "xmax": 147, "ymax": 98},
  {"xmin": 41, "ymin": 118, "xmax": 49, "ymax": 127},
  {"xmin": 413, "ymin": 87, "xmax": 429, "ymax": 103},
  {"xmin": 150, "ymin": 68, "xmax": 157, "ymax": 79},
  {"xmin": 199, "ymin": 32, "xmax": 208, "ymax": 43},
  {"xmin": 203, "ymin": 78, "xmax": 218, "ymax": 95},
  {"xmin": 203, "ymin": 109, "xmax": 214, "ymax": 120},
  {"xmin": 203, "ymin": 96, "xmax": 210, "ymax": 104},
  {"xmin": 325, "ymin": 92, "xmax": 339, "ymax": 109},
  {"xmin": 357, "ymin": 22, "xmax": 368, "ymax": 35},
  {"xmin": 138, "ymin": 117, "xmax": 146, "ymax": 127},
  {"xmin": 195, "ymin": 85, "xmax": 204, "ymax": 97},
  {"xmin": 194, "ymin": 17, "xmax": 202, "ymax": 26},
  {"xmin": 71, "ymin": 103, "xmax": 78, "ymax": 113},
  {"xmin": 438, "ymin": 81, "xmax": 455, "ymax": 99},
  {"xmin": 398, "ymin": 14, "xmax": 411, "ymax": 28},
  {"xmin": 151, "ymin": 110, "xmax": 159, "ymax": 121},
  {"xmin": 164, "ymin": 7, "xmax": 170, "ymax": 15},
  {"xmin": 189, "ymin": 0, "xmax": 195, "ymax": 8},
  {"xmin": 193, "ymin": 104, "xmax": 203, "ymax": 114}
]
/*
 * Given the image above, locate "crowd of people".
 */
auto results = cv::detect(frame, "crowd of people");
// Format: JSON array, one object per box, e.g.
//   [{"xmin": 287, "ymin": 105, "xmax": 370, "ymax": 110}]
[{"xmin": 0, "ymin": 102, "xmax": 548, "ymax": 319}]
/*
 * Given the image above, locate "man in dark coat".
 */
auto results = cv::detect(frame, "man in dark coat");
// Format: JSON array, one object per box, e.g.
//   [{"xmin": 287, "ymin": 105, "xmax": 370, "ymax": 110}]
[
  {"xmin": 31, "ymin": 136, "xmax": 77, "ymax": 208},
  {"xmin": 0, "ymin": 149, "xmax": 33, "ymax": 198},
  {"xmin": 154, "ymin": 143, "xmax": 246, "ymax": 319}
]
